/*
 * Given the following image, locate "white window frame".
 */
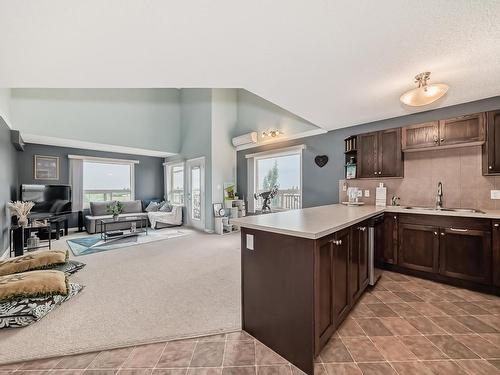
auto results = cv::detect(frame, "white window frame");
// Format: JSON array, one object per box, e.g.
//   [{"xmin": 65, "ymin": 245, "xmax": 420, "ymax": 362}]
[
  {"xmin": 69, "ymin": 155, "xmax": 138, "ymax": 207},
  {"xmin": 164, "ymin": 160, "xmax": 185, "ymax": 205},
  {"xmin": 246, "ymin": 145, "xmax": 305, "ymax": 212}
]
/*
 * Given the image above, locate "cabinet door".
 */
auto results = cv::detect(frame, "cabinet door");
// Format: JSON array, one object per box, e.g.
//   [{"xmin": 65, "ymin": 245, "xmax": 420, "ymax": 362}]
[
  {"xmin": 349, "ymin": 224, "xmax": 369, "ymax": 303},
  {"xmin": 398, "ymin": 223, "xmax": 439, "ymax": 273},
  {"xmin": 439, "ymin": 227, "xmax": 491, "ymax": 284},
  {"xmin": 357, "ymin": 132, "xmax": 378, "ymax": 178},
  {"xmin": 484, "ymin": 110, "xmax": 500, "ymax": 174},
  {"xmin": 332, "ymin": 228, "xmax": 351, "ymax": 324},
  {"xmin": 380, "ymin": 214, "xmax": 398, "ymax": 265},
  {"xmin": 493, "ymin": 221, "xmax": 500, "ymax": 287},
  {"xmin": 316, "ymin": 235, "xmax": 335, "ymax": 347},
  {"xmin": 378, "ymin": 128, "xmax": 403, "ymax": 177},
  {"xmin": 402, "ymin": 121, "xmax": 439, "ymax": 150},
  {"xmin": 439, "ymin": 113, "xmax": 485, "ymax": 147}
]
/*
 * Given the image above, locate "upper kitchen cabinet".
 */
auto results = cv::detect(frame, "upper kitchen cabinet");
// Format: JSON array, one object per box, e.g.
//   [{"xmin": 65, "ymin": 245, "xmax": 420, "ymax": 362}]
[
  {"xmin": 357, "ymin": 128, "xmax": 403, "ymax": 178},
  {"xmin": 402, "ymin": 113, "xmax": 485, "ymax": 152},
  {"xmin": 483, "ymin": 110, "xmax": 500, "ymax": 175},
  {"xmin": 439, "ymin": 113, "xmax": 486, "ymax": 146},
  {"xmin": 402, "ymin": 121, "xmax": 439, "ymax": 150}
]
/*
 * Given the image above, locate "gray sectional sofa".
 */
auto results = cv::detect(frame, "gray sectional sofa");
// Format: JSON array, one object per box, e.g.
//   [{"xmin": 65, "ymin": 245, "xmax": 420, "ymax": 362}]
[{"xmin": 85, "ymin": 200, "xmax": 148, "ymax": 234}]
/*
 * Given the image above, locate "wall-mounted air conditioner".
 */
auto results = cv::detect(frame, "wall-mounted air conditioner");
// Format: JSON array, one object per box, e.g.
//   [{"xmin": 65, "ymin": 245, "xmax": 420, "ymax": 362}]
[{"xmin": 232, "ymin": 132, "xmax": 258, "ymax": 147}]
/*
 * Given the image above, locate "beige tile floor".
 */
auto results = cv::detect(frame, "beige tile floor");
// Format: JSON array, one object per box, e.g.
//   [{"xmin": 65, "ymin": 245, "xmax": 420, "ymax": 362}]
[{"xmin": 3, "ymin": 271, "xmax": 500, "ymax": 375}]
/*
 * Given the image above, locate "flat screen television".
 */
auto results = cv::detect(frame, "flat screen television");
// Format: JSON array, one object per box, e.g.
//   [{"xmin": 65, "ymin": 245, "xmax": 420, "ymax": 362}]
[{"xmin": 21, "ymin": 184, "xmax": 72, "ymax": 216}]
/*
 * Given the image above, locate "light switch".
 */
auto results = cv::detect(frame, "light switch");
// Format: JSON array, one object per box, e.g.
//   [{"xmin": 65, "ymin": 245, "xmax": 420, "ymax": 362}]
[
  {"xmin": 364, "ymin": 190, "xmax": 370, "ymax": 197},
  {"xmin": 491, "ymin": 190, "xmax": 500, "ymax": 200},
  {"xmin": 246, "ymin": 234, "xmax": 254, "ymax": 250}
]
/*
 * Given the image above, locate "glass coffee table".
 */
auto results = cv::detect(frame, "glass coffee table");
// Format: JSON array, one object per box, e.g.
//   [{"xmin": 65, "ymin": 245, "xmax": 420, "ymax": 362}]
[{"xmin": 98, "ymin": 216, "xmax": 148, "ymax": 243}]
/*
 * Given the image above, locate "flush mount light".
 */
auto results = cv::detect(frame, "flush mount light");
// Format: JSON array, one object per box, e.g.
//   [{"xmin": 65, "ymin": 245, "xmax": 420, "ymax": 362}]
[
  {"xmin": 262, "ymin": 129, "xmax": 283, "ymax": 138},
  {"xmin": 400, "ymin": 72, "xmax": 449, "ymax": 107}
]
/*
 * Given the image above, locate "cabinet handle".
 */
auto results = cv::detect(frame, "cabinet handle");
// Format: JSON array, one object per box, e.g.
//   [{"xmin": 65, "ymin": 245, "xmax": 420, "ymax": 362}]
[
  {"xmin": 449, "ymin": 228, "xmax": 468, "ymax": 232},
  {"xmin": 495, "ymin": 223, "xmax": 500, "ymax": 228},
  {"xmin": 330, "ymin": 239, "xmax": 342, "ymax": 245},
  {"xmin": 379, "ymin": 171, "xmax": 382, "ymax": 175},
  {"xmin": 434, "ymin": 231, "xmax": 438, "ymax": 236},
  {"xmin": 374, "ymin": 172, "xmax": 377, "ymax": 175},
  {"xmin": 394, "ymin": 216, "xmax": 397, "ymax": 220},
  {"xmin": 441, "ymin": 232, "xmax": 445, "ymax": 236},
  {"xmin": 440, "ymin": 138, "xmax": 445, "ymax": 142},
  {"xmin": 358, "ymin": 227, "xmax": 367, "ymax": 231},
  {"xmin": 489, "ymin": 166, "xmax": 493, "ymax": 170}
]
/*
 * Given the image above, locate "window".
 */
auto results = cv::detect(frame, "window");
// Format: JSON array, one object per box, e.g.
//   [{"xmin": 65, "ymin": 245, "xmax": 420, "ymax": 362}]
[
  {"xmin": 166, "ymin": 162, "xmax": 184, "ymax": 205},
  {"xmin": 83, "ymin": 160, "xmax": 134, "ymax": 208},
  {"xmin": 253, "ymin": 147, "xmax": 302, "ymax": 211}
]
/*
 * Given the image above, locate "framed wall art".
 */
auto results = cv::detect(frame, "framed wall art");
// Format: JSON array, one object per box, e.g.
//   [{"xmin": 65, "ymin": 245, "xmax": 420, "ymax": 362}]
[{"xmin": 34, "ymin": 155, "xmax": 60, "ymax": 180}]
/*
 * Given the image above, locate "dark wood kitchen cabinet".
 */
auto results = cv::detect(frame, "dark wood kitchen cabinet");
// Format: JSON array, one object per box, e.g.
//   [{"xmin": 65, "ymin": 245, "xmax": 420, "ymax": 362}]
[
  {"xmin": 376, "ymin": 213, "xmax": 398, "ymax": 265},
  {"xmin": 402, "ymin": 121, "xmax": 439, "ymax": 150},
  {"xmin": 483, "ymin": 110, "xmax": 500, "ymax": 175},
  {"xmin": 492, "ymin": 221, "xmax": 500, "ymax": 287},
  {"xmin": 357, "ymin": 132, "xmax": 378, "ymax": 178},
  {"xmin": 439, "ymin": 113, "xmax": 486, "ymax": 146},
  {"xmin": 398, "ymin": 223, "xmax": 439, "ymax": 274},
  {"xmin": 357, "ymin": 128, "xmax": 402, "ymax": 178},
  {"xmin": 403, "ymin": 113, "xmax": 485, "ymax": 151},
  {"xmin": 314, "ymin": 223, "xmax": 373, "ymax": 356},
  {"xmin": 349, "ymin": 223, "xmax": 369, "ymax": 303},
  {"xmin": 439, "ymin": 227, "xmax": 491, "ymax": 285}
]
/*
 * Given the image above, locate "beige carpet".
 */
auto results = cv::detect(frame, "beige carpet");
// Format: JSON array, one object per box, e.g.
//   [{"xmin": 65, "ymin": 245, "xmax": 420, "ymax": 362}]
[{"xmin": 0, "ymin": 229, "xmax": 241, "ymax": 364}]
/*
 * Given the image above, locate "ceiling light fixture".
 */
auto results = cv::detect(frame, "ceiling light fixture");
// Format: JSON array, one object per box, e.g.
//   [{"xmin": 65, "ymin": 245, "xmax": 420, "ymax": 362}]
[
  {"xmin": 262, "ymin": 129, "xmax": 282, "ymax": 138},
  {"xmin": 400, "ymin": 72, "xmax": 449, "ymax": 107}
]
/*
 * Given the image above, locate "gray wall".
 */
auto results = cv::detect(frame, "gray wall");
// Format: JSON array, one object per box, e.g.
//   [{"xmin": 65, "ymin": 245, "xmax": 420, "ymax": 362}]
[
  {"xmin": 237, "ymin": 96, "xmax": 500, "ymax": 208},
  {"xmin": 10, "ymin": 88, "xmax": 181, "ymax": 154},
  {"xmin": 17, "ymin": 143, "xmax": 165, "ymax": 227},
  {"xmin": 0, "ymin": 118, "xmax": 18, "ymax": 254}
]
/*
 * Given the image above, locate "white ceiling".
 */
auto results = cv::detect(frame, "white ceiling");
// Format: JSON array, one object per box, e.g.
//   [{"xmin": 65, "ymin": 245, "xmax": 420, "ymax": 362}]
[{"xmin": 1, "ymin": 1, "xmax": 500, "ymax": 130}]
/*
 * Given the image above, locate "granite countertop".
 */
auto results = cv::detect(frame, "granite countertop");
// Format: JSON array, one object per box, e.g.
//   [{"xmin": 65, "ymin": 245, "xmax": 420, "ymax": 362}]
[{"xmin": 231, "ymin": 204, "xmax": 500, "ymax": 239}]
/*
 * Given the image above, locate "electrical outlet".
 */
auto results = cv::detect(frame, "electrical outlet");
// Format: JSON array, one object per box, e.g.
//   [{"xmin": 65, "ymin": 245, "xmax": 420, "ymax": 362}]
[
  {"xmin": 364, "ymin": 190, "xmax": 370, "ymax": 197},
  {"xmin": 342, "ymin": 182, "xmax": 347, "ymax": 192},
  {"xmin": 246, "ymin": 234, "xmax": 254, "ymax": 250},
  {"xmin": 491, "ymin": 190, "xmax": 500, "ymax": 200},
  {"xmin": 357, "ymin": 190, "xmax": 363, "ymax": 197}
]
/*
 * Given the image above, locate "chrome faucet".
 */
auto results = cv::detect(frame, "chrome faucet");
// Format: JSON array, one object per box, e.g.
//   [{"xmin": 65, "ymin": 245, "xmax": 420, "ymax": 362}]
[{"xmin": 436, "ymin": 181, "xmax": 443, "ymax": 210}]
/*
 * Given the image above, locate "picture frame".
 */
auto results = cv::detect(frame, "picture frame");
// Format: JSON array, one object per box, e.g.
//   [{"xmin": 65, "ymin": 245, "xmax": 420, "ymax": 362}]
[{"xmin": 34, "ymin": 155, "xmax": 60, "ymax": 180}]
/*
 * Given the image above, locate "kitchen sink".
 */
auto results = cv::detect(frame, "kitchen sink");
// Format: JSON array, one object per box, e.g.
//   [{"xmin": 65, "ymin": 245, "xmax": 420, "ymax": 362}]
[{"xmin": 402, "ymin": 206, "xmax": 485, "ymax": 214}]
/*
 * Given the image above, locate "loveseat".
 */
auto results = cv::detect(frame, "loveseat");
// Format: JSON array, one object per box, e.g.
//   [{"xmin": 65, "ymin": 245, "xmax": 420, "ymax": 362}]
[{"xmin": 85, "ymin": 200, "xmax": 148, "ymax": 234}]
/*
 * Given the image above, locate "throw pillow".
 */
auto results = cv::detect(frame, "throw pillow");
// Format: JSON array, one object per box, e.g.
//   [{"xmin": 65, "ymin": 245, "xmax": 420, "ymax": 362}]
[
  {"xmin": 145, "ymin": 201, "xmax": 159, "ymax": 212},
  {"xmin": 0, "ymin": 282, "xmax": 84, "ymax": 328},
  {"xmin": 0, "ymin": 250, "xmax": 68, "ymax": 277},
  {"xmin": 159, "ymin": 201, "xmax": 173, "ymax": 212},
  {"xmin": 52, "ymin": 260, "xmax": 86, "ymax": 275},
  {"xmin": 0, "ymin": 270, "xmax": 68, "ymax": 301}
]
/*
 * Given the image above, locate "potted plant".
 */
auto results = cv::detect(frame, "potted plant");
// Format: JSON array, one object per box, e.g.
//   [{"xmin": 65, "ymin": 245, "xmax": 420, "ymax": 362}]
[
  {"xmin": 8, "ymin": 201, "xmax": 35, "ymax": 227},
  {"xmin": 106, "ymin": 201, "xmax": 124, "ymax": 221}
]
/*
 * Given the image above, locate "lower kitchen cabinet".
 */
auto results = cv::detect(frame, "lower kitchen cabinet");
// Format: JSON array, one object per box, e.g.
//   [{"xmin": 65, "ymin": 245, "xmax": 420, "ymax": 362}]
[
  {"xmin": 350, "ymin": 223, "xmax": 369, "ymax": 302},
  {"xmin": 384, "ymin": 213, "xmax": 495, "ymax": 291},
  {"xmin": 439, "ymin": 227, "xmax": 491, "ymax": 284},
  {"xmin": 492, "ymin": 221, "xmax": 500, "ymax": 287},
  {"xmin": 377, "ymin": 213, "xmax": 398, "ymax": 264},
  {"xmin": 398, "ymin": 223, "xmax": 439, "ymax": 273}
]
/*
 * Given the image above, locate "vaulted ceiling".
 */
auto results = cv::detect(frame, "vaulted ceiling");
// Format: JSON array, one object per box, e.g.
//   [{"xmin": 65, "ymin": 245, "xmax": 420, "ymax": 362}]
[{"xmin": 1, "ymin": 1, "xmax": 499, "ymax": 130}]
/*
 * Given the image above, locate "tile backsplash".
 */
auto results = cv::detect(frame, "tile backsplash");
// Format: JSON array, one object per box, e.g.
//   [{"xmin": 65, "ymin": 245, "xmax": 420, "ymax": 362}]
[{"xmin": 339, "ymin": 146, "xmax": 500, "ymax": 210}]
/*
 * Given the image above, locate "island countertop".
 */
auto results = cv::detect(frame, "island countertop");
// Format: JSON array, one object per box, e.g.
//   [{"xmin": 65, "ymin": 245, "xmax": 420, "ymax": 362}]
[
  {"xmin": 231, "ymin": 204, "xmax": 385, "ymax": 239},
  {"xmin": 232, "ymin": 204, "xmax": 500, "ymax": 239}
]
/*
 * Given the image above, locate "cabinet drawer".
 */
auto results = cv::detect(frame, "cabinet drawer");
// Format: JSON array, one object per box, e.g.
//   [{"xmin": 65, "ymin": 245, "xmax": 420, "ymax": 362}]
[{"xmin": 398, "ymin": 213, "xmax": 490, "ymax": 231}]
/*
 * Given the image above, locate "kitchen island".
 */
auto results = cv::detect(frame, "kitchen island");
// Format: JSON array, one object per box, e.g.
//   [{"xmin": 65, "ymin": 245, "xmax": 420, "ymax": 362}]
[
  {"xmin": 233, "ymin": 204, "xmax": 500, "ymax": 374},
  {"xmin": 232, "ymin": 204, "xmax": 385, "ymax": 375}
]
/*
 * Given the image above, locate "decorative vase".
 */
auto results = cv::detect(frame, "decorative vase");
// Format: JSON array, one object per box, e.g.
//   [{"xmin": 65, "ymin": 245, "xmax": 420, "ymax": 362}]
[
  {"xmin": 113, "ymin": 214, "xmax": 119, "ymax": 221},
  {"xmin": 18, "ymin": 216, "xmax": 28, "ymax": 227}
]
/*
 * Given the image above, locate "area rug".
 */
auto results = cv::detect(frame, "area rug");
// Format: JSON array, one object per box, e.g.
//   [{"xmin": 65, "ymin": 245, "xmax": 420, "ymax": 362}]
[
  {"xmin": 67, "ymin": 228, "xmax": 190, "ymax": 256},
  {"xmin": 0, "ymin": 230, "xmax": 241, "ymax": 364}
]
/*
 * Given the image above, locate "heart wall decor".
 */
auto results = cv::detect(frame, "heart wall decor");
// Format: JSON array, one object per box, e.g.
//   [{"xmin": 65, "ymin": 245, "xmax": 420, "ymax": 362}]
[{"xmin": 314, "ymin": 155, "xmax": 329, "ymax": 168}]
